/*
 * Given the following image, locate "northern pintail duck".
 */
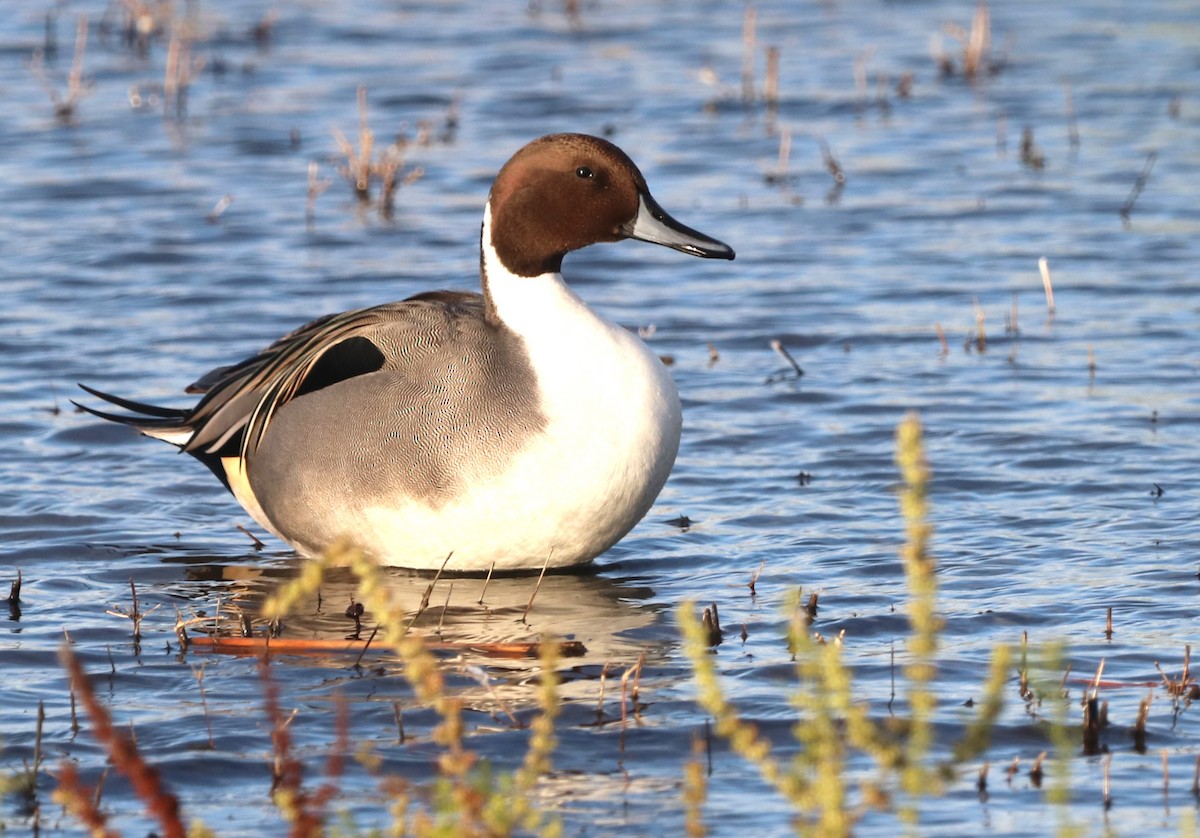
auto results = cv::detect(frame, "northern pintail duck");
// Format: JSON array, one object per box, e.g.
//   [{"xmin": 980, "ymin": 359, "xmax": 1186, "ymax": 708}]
[{"xmin": 80, "ymin": 133, "xmax": 734, "ymax": 571}]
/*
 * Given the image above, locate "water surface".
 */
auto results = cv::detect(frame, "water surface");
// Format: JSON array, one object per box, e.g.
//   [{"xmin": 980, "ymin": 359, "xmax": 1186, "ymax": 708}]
[{"xmin": 2, "ymin": 1, "xmax": 1200, "ymax": 834}]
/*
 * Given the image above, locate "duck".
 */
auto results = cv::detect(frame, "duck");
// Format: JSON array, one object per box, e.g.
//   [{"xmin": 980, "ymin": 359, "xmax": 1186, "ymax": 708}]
[{"xmin": 79, "ymin": 133, "xmax": 735, "ymax": 571}]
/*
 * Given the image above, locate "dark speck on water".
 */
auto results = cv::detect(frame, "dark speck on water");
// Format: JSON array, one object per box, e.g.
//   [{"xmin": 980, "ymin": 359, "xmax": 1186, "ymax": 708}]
[{"xmin": 3, "ymin": 1, "xmax": 1200, "ymax": 835}]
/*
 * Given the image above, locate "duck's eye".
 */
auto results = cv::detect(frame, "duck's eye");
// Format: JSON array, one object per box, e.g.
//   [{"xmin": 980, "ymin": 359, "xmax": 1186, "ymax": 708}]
[{"xmin": 575, "ymin": 166, "xmax": 594, "ymax": 179}]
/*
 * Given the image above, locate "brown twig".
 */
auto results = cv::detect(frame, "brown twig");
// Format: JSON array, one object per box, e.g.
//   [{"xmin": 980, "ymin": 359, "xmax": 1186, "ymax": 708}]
[
  {"xmin": 236, "ymin": 524, "xmax": 264, "ymax": 550},
  {"xmin": 521, "ymin": 550, "xmax": 553, "ymax": 624}
]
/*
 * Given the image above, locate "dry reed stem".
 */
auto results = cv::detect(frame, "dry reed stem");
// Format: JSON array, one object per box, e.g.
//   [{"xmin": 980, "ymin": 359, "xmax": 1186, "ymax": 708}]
[
  {"xmin": 522, "ymin": 549, "xmax": 553, "ymax": 624},
  {"xmin": 619, "ymin": 653, "xmax": 645, "ymax": 727},
  {"xmin": 1120, "ymin": 151, "xmax": 1157, "ymax": 225},
  {"xmin": 769, "ymin": 338, "xmax": 803, "ymax": 379},
  {"xmin": 479, "ymin": 561, "xmax": 496, "ymax": 604},
  {"xmin": 972, "ymin": 297, "xmax": 987, "ymax": 352},
  {"xmin": 7, "ymin": 568, "xmax": 21, "ymax": 604},
  {"xmin": 1063, "ymin": 80, "xmax": 1080, "ymax": 155},
  {"xmin": 192, "ymin": 664, "xmax": 214, "ymax": 749},
  {"xmin": 1029, "ymin": 751, "xmax": 1046, "ymax": 787},
  {"xmin": 234, "ymin": 523, "xmax": 263, "ymax": 549},
  {"xmin": 963, "ymin": 3, "xmax": 990, "ymax": 80},
  {"xmin": 333, "ymin": 86, "xmax": 375, "ymax": 201},
  {"xmin": 741, "ymin": 7, "xmax": 756, "ymax": 103},
  {"xmin": 1006, "ymin": 292, "xmax": 1019, "ymax": 336},
  {"xmin": 748, "ymin": 558, "xmax": 765, "ymax": 596},
  {"xmin": 853, "ymin": 49, "xmax": 870, "ymax": 106},
  {"xmin": 819, "ymin": 138, "xmax": 846, "ymax": 184},
  {"xmin": 764, "ymin": 46, "xmax": 779, "ymax": 112},
  {"xmin": 32, "ymin": 14, "xmax": 92, "ymax": 122},
  {"xmin": 58, "ymin": 640, "xmax": 187, "ymax": 838},
  {"xmin": 1134, "ymin": 693, "xmax": 1151, "ymax": 752},
  {"xmin": 1038, "ymin": 257, "xmax": 1055, "ymax": 315},
  {"xmin": 1019, "ymin": 126, "xmax": 1045, "ymax": 169}
]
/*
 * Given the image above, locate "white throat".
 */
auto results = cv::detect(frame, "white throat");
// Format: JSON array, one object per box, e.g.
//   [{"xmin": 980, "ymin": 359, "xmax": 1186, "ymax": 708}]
[{"xmin": 474, "ymin": 200, "xmax": 683, "ymax": 557}]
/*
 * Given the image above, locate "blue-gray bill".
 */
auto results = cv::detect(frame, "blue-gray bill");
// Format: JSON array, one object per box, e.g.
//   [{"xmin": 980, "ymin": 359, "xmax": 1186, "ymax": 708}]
[{"xmin": 622, "ymin": 192, "xmax": 735, "ymax": 260}]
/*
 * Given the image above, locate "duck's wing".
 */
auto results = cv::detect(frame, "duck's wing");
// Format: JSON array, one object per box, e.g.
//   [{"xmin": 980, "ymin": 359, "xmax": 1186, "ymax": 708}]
[{"xmin": 77, "ymin": 290, "xmax": 488, "ymax": 467}]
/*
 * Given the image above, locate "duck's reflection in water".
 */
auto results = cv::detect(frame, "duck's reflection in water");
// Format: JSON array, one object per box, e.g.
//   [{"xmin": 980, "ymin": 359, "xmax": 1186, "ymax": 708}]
[{"xmin": 174, "ymin": 554, "xmax": 667, "ymax": 710}]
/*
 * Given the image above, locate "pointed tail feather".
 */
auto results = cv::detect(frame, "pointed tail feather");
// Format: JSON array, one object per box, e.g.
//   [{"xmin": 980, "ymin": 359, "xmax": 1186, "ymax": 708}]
[{"xmin": 74, "ymin": 384, "xmax": 194, "ymax": 447}]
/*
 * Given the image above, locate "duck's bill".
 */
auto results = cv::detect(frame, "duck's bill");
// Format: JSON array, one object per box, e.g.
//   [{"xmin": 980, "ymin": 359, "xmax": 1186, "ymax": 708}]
[{"xmin": 622, "ymin": 192, "xmax": 735, "ymax": 260}]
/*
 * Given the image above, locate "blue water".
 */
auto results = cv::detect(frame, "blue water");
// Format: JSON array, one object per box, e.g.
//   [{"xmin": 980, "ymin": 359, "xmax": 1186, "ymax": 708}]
[{"xmin": 3, "ymin": 1, "xmax": 1200, "ymax": 834}]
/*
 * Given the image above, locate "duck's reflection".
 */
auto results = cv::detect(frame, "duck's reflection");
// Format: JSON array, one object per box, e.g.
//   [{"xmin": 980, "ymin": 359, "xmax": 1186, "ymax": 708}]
[{"xmin": 171, "ymin": 554, "xmax": 666, "ymax": 708}]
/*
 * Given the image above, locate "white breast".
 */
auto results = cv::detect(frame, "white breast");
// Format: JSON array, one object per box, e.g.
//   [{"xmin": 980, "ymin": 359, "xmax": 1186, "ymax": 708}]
[{"xmin": 353, "ymin": 227, "xmax": 682, "ymax": 570}]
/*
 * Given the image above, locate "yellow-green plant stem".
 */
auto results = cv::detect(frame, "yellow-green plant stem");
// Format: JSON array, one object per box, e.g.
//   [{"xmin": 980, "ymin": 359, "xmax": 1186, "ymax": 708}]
[{"xmin": 895, "ymin": 411, "xmax": 940, "ymax": 820}]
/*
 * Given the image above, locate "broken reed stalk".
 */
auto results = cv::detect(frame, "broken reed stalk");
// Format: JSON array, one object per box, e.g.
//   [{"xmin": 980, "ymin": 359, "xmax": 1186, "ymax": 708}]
[
  {"xmin": 1038, "ymin": 257, "xmax": 1055, "ymax": 315},
  {"xmin": 620, "ymin": 652, "xmax": 645, "ymax": 726},
  {"xmin": 1133, "ymin": 693, "xmax": 1151, "ymax": 752},
  {"xmin": 333, "ymin": 85, "xmax": 375, "ymax": 201},
  {"xmin": 749, "ymin": 558, "xmax": 765, "ymax": 596},
  {"xmin": 478, "ymin": 561, "xmax": 495, "ymax": 604},
  {"xmin": 1063, "ymin": 80, "xmax": 1079, "ymax": 156},
  {"xmin": 1120, "ymin": 151, "xmax": 1157, "ymax": 225},
  {"xmin": 162, "ymin": 25, "xmax": 194, "ymax": 117},
  {"xmin": 963, "ymin": 2, "xmax": 990, "ymax": 81},
  {"xmin": 521, "ymin": 549, "xmax": 553, "ymax": 624},
  {"xmin": 57, "ymin": 641, "xmax": 187, "ymax": 838},
  {"xmin": 777, "ymin": 127, "xmax": 791, "ymax": 176},
  {"xmin": 972, "ymin": 297, "xmax": 987, "ymax": 352},
  {"xmin": 7, "ymin": 568, "xmax": 21, "ymax": 603},
  {"xmin": 764, "ymin": 46, "xmax": 779, "ymax": 113},
  {"xmin": 40, "ymin": 14, "xmax": 91, "ymax": 122},
  {"xmin": 236, "ymin": 523, "xmax": 265, "ymax": 550},
  {"xmin": 769, "ymin": 338, "xmax": 804, "ymax": 378},
  {"xmin": 741, "ymin": 6, "xmax": 757, "ymax": 103},
  {"xmin": 853, "ymin": 50, "xmax": 870, "ymax": 107},
  {"xmin": 819, "ymin": 138, "xmax": 846, "ymax": 185},
  {"xmin": 1029, "ymin": 751, "xmax": 1046, "ymax": 787},
  {"xmin": 192, "ymin": 664, "xmax": 215, "ymax": 749}
]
